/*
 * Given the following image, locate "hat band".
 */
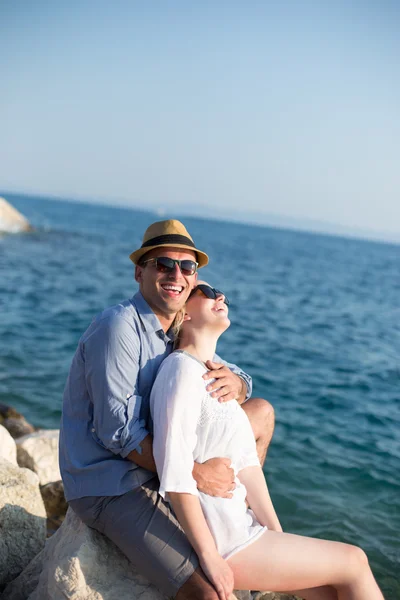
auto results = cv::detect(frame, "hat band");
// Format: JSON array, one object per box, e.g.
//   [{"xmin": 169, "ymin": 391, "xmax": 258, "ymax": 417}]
[{"xmin": 141, "ymin": 234, "xmax": 196, "ymax": 249}]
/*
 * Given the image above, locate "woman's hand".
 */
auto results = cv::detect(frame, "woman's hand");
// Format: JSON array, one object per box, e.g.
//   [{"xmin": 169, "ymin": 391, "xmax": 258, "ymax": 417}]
[{"xmin": 199, "ymin": 550, "xmax": 235, "ymax": 600}]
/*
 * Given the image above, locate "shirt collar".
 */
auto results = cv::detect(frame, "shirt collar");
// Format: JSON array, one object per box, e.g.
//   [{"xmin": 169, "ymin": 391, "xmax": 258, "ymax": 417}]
[{"xmin": 131, "ymin": 291, "xmax": 174, "ymax": 341}]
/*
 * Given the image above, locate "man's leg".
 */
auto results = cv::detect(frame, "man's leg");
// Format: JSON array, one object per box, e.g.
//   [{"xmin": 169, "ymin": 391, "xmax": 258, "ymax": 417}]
[
  {"xmin": 70, "ymin": 477, "xmax": 219, "ymax": 600},
  {"xmin": 241, "ymin": 398, "xmax": 275, "ymax": 467},
  {"xmin": 176, "ymin": 566, "xmax": 220, "ymax": 600}
]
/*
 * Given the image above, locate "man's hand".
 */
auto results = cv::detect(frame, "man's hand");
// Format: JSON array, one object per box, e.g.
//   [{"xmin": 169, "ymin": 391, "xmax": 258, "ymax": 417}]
[
  {"xmin": 203, "ymin": 361, "xmax": 247, "ymax": 404},
  {"xmin": 192, "ymin": 457, "xmax": 235, "ymax": 498}
]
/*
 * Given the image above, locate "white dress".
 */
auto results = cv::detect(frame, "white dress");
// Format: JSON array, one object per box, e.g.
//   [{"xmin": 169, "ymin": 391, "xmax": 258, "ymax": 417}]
[{"xmin": 150, "ymin": 350, "xmax": 267, "ymax": 559}]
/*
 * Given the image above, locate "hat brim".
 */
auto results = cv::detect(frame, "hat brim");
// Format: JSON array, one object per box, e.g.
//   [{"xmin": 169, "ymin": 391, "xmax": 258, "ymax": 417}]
[{"xmin": 129, "ymin": 244, "xmax": 209, "ymax": 268}]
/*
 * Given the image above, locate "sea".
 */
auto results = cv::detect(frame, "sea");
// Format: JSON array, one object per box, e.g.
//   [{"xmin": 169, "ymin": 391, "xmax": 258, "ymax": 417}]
[{"xmin": 1, "ymin": 193, "xmax": 399, "ymax": 598}]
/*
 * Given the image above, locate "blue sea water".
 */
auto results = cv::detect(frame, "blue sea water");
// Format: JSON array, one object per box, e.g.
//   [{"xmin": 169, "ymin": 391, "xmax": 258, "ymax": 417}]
[{"xmin": 1, "ymin": 193, "xmax": 399, "ymax": 598}]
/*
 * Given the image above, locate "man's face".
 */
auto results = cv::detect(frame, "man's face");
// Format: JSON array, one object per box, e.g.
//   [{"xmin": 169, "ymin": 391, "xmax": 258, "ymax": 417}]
[{"xmin": 135, "ymin": 247, "xmax": 198, "ymax": 318}]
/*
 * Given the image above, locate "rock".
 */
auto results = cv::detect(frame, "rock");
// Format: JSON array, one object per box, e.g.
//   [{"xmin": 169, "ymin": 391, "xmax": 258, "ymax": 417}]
[
  {"xmin": 16, "ymin": 430, "xmax": 60, "ymax": 486},
  {"xmin": 253, "ymin": 594, "xmax": 302, "ymax": 600},
  {"xmin": 0, "ymin": 403, "xmax": 35, "ymax": 439},
  {"xmin": 40, "ymin": 480, "xmax": 68, "ymax": 536},
  {"xmin": 0, "ymin": 424, "xmax": 17, "ymax": 465},
  {"xmin": 0, "ymin": 459, "xmax": 46, "ymax": 589},
  {"xmin": 2, "ymin": 508, "xmax": 303, "ymax": 600},
  {"xmin": 2, "ymin": 507, "xmax": 168, "ymax": 600},
  {"xmin": 1, "ymin": 552, "xmax": 43, "ymax": 600},
  {"xmin": 0, "ymin": 197, "xmax": 32, "ymax": 233}
]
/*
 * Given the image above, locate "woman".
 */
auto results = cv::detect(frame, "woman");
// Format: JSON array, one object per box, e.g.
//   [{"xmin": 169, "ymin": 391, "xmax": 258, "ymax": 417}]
[{"xmin": 150, "ymin": 282, "xmax": 384, "ymax": 600}]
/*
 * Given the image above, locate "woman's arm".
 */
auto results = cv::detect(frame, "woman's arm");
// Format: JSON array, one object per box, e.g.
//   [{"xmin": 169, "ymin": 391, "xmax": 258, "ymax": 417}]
[
  {"xmin": 237, "ymin": 466, "xmax": 282, "ymax": 532},
  {"xmin": 168, "ymin": 492, "xmax": 234, "ymax": 600}
]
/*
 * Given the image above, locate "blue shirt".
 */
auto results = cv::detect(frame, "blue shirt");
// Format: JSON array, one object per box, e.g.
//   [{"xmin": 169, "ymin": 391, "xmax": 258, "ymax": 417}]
[{"xmin": 59, "ymin": 291, "xmax": 252, "ymax": 501}]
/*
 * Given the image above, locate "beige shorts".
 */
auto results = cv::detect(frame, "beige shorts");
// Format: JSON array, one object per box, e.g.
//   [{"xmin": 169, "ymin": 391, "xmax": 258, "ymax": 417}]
[{"xmin": 69, "ymin": 476, "xmax": 199, "ymax": 597}]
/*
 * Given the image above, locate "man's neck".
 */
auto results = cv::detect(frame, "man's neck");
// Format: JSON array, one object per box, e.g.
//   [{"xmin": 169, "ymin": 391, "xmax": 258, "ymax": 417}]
[
  {"xmin": 139, "ymin": 292, "xmax": 176, "ymax": 333},
  {"xmin": 157, "ymin": 313, "xmax": 175, "ymax": 333}
]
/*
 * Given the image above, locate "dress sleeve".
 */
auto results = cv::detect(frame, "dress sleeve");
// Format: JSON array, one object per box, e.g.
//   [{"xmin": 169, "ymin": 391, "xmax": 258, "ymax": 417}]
[
  {"xmin": 150, "ymin": 355, "xmax": 204, "ymax": 499},
  {"xmin": 235, "ymin": 411, "xmax": 261, "ymax": 473}
]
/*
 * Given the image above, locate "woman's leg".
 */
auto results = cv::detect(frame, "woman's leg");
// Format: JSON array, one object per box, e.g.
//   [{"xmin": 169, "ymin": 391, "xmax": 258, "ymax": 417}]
[{"xmin": 227, "ymin": 530, "xmax": 383, "ymax": 600}]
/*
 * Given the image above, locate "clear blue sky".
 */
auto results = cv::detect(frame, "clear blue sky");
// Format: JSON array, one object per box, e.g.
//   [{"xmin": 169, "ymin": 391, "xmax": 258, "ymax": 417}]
[{"xmin": 1, "ymin": 1, "xmax": 399, "ymax": 237}]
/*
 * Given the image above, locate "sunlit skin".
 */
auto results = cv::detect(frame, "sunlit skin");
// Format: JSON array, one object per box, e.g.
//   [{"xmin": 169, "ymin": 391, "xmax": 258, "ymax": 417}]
[
  {"xmin": 135, "ymin": 247, "xmax": 198, "ymax": 332},
  {"xmin": 179, "ymin": 280, "xmax": 230, "ymax": 364}
]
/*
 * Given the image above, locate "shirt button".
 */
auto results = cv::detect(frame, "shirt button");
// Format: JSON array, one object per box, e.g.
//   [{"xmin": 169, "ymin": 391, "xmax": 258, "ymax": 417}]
[{"xmin": 91, "ymin": 428, "xmax": 95, "ymax": 432}]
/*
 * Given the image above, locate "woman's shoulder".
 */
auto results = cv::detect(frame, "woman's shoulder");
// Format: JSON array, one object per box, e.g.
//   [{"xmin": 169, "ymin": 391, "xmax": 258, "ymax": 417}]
[
  {"xmin": 154, "ymin": 350, "xmax": 207, "ymax": 388},
  {"xmin": 164, "ymin": 350, "xmax": 207, "ymax": 373}
]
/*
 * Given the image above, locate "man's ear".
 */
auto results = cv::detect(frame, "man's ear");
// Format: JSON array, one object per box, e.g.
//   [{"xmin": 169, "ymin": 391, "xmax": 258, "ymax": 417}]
[
  {"xmin": 183, "ymin": 313, "xmax": 191, "ymax": 322},
  {"xmin": 135, "ymin": 265, "xmax": 142, "ymax": 283}
]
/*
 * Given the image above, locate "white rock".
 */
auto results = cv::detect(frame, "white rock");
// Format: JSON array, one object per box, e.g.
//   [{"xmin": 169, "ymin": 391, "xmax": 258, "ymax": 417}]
[
  {"xmin": 0, "ymin": 459, "xmax": 46, "ymax": 589},
  {"xmin": 0, "ymin": 197, "xmax": 31, "ymax": 233},
  {"xmin": 16, "ymin": 429, "xmax": 61, "ymax": 485},
  {"xmin": 3, "ymin": 507, "xmax": 168, "ymax": 600},
  {"xmin": 0, "ymin": 423, "xmax": 17, "ymax": 465},
  {"xmin": 2, "ymin": 509, "xmax": 298, "ymax": 600}
]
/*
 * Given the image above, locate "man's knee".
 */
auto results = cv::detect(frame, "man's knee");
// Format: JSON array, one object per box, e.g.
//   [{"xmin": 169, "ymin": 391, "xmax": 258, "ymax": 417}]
[
  {"xmin": 176, "ymin": 566, "xmax": 219, "ymax": 600},
  {"xmin": 242, "ymin": 397, "xmax": 275, "ymax": 439}
]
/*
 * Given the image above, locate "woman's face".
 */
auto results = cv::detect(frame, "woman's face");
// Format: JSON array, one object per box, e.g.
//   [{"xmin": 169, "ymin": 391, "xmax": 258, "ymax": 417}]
[{"xmin": 184, "ymin": 280, "xmax": 230, "ymax": 332}]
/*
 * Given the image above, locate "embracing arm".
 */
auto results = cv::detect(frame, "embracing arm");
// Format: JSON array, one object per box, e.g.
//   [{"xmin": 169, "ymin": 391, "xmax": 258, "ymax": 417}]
[
  {"xmin": 203, "ymin": 353, "xmax": 252, "ymax": 404},
  {"xmin": 126, "ymin": 434, "xmax": 156, "ymax": 471},
  {"xmin": 238, "ymin": 466, "xmax": 282, "ymax": 532}
]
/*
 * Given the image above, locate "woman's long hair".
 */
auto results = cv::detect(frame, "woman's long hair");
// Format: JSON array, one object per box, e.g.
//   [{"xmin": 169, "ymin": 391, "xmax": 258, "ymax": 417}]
[{"xmin": 171, "ymin": 307, "xmax": 185, "ymax": 349}]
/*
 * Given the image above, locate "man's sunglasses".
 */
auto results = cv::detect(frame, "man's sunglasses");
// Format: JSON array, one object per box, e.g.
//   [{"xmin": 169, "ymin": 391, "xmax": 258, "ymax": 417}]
[
  {"xmin": 141, "ymin": 256, "xmax": 198, "ymax": 276},
  {"xmin": 189, "ymin": 284, "xmax": 230, "ymax": 306}
]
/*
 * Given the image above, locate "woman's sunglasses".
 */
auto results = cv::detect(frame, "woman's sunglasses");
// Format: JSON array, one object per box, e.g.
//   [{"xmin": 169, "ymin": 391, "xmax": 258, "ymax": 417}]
[
  {"xmin": 189, "ymin": 284, "xmax": 230, "ymax": 306},
  {"xmin": 141, "ymin": 257, "xmax": 198, "ymax": 276}
]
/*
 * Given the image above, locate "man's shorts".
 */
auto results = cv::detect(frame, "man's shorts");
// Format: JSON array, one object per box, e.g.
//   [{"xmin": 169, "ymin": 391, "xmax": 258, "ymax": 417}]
[{"xmin": 69, "ymin": 476, "xmax": 199, "ymax": 597}]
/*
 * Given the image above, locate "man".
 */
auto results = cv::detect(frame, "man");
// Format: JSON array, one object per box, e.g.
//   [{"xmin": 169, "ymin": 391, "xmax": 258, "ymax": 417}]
[{"xmin": 59, "ymin": 219, "xmax": 274, "ymax": 600}]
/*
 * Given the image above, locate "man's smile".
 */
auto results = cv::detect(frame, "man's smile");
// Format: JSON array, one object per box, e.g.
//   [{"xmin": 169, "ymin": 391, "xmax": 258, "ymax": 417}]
[{"xmin": 160, "ymin": 283, "xmax": 185, "ymax": 297}]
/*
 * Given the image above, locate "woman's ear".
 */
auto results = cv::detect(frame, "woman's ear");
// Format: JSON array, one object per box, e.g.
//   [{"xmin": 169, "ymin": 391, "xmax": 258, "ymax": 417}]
[{"xmin": 183, "ymin": 313, "xmax": 191, "ymax": 322}]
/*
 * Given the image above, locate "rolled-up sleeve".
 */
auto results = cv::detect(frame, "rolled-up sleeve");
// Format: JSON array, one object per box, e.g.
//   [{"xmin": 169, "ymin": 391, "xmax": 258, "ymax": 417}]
[
  {"xmin": 213, "ymin": 352, "xmax": 253, "ymax": 401},
  {"xmin": 84, "ymin": 314, "xmax": 149, "ymax": 457}
]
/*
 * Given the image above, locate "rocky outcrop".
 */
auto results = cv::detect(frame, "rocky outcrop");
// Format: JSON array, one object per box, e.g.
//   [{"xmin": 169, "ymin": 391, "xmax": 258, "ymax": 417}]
[
  {"xmin": 0, "ymin": 197, "xmax": 31, "ymax": 233},
  {"xmin": 1, "ymin": 402, "xmax": 301, "ymax": 600},
  {"xmin": 0, "ymin": 424, "xmax": 18, "ymax": 465},
  {"xmin": 254, "ymin": 594, "xmax": 299, "ymax": 600},
  {"xmin": 3, "ymin": 508, "xmax": 301, "ymax": 600},
  {"xmin": 0, "ymin": 459, "xmax": 46, "ymax": 589},
  {"xmin": 40, "ymin": 480, "xmax": 68, "ymax": 535},
  {"xmin": 16, "ymin": 430, "xmax": 61, "ymax": 486},
  {"xmin": 2, "ymin": 508, "xmax": 168, "ymax": 600},
  {"xmin": 0, "ymin": 403, "xmax": 35, "ymax": 439}
]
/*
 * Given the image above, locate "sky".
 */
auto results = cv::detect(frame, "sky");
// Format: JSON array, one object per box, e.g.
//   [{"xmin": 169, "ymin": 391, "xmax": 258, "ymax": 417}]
[{"xmin": 1, "ymin": 1, "xmax": 399, "ymax": 240}]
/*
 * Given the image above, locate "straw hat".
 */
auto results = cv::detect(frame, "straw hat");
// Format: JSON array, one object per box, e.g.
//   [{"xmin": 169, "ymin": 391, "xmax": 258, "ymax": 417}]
[{"xmin": 129, "ymin": 219, "xmax": 209, "ymax": 267}]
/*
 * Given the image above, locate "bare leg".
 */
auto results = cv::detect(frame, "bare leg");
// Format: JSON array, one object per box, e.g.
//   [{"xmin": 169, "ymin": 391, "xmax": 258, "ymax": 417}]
[
  {"xmin": 242, "ymin": 398, "xmax": 275, "ymax": 466},
  {"xmin": 227, "ymin": 530, "xmax": 383, "ymax": 600}
]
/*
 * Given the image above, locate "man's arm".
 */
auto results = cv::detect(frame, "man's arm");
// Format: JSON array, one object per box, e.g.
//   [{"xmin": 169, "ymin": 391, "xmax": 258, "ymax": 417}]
[
  {"xmin": 84, "ymin": 314, "xmax": 150, "ymax": 460},
  {"xmin": 126, "ymin": 434, "xmax": 156, "ymax": 471}
]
